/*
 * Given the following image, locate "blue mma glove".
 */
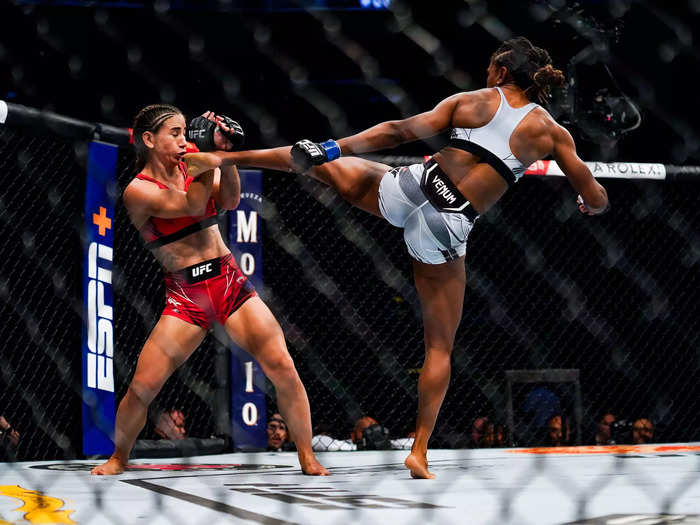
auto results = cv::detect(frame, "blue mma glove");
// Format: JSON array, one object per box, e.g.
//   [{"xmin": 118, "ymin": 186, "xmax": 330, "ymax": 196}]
[{"xmin": 291, "ymin": 139, "xmax": 341, "ymax": 171}]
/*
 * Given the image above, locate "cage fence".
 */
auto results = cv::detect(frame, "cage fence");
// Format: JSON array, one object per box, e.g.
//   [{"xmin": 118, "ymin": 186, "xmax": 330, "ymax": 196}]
[{"xmin": 1, "ymin": 0, "xmax": 700, "ymax": 524}]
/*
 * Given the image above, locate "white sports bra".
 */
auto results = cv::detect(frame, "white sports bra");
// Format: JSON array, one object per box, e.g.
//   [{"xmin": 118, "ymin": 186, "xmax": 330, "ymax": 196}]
[{"xmin": 448, "ymin": 87, "xmax": 539, "ymax": 185}]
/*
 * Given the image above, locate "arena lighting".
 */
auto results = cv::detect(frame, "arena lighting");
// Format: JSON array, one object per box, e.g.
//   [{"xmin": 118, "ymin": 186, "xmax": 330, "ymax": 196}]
[{"xmin": 359, "ymin": 0, "xmax": 391, "ymax": 8}]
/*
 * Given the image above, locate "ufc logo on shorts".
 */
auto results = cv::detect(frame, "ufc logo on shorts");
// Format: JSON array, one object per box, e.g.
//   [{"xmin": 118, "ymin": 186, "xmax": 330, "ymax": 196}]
[
  {"xmin": 192, "ymin": 262, "xmax": 213, "ymax": 278},
  {"xmin": 87, "ymin": 242, "xmax": 114, "ymax": 392}
]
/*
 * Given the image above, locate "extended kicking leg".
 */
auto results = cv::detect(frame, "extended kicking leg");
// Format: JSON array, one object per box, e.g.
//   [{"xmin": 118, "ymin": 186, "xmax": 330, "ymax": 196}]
[{"xmin": 215, "ymin": 146, "xmax": 390, "ymax": 217}]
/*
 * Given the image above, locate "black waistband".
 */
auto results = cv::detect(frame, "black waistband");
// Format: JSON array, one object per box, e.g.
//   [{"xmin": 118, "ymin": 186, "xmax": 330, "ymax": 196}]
[
  {"xmin": 174, "ymin": 256, "xmax": 223, "ymax": 284},
  {"xmin": 420, "ymin": 159, "xmax": 479, "ymax": 222},
  {"xmin": 448, "ymin": 138, "xmax": 516, "ymax": 187},
  {"xmin": 145, "ymin": 215, "xmax": 218, "ymax": 250}
]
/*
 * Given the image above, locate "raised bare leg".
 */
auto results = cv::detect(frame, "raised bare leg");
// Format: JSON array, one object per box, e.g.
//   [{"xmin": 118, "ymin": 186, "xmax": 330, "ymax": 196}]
[
  {"xmin": 91, "ymin": 316, "xmax": 206, "ymax": 475},
  {"xmin": 224, "ymin": 296, "xmax": 329, "ymax": 476},
  {"xmin": 215, "ymin": 147, "xmax": 390, "ymax": 217},
  {"xmin": 405, "ymin": 256, "xmax": 466, "ymax": 479}
]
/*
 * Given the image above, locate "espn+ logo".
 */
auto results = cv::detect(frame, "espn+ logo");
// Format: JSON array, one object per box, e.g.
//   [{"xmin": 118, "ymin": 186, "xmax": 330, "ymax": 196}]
[{"xmin": 87, "ymin": 241, "xmax": 114, "ymax": 392}]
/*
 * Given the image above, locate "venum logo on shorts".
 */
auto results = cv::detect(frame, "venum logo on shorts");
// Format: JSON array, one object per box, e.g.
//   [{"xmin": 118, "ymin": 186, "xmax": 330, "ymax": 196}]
[
  {"xmin": 87, "ymin": 241, "xmax": 114, "ymax": 392},
  {"xmin": 431, "ymin": 172, "xmax": 457, "ymax": 205},
  {"xmin": 167, "ymin": 297, "xmax": 182, "ymax": 307}
]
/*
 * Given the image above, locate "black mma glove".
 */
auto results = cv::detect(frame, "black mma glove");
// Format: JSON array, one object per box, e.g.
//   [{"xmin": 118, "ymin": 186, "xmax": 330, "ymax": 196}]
[
  {"xmin": 187, "ymin": 114, "xmax": 245, "ymax": 152},
  {"xmin": 217, "ymin": 114, "xmax": 245, "ymax": 150},
  {"xmin": 291, "ymin": 139, "xmax": 341, "ymax": 171}
]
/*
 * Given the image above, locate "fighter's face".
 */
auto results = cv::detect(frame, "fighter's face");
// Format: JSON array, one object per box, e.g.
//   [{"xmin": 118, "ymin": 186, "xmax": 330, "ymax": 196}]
[{"xmin": 144, "ymin": 113, "xmax": 187, "ymax": 164}]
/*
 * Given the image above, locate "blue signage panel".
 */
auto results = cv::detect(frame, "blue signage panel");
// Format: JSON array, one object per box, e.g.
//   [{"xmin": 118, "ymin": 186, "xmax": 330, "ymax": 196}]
[
  {"xmin": 82, "ymin": 141, "xmax": 118, "ymax": 455},
  {"xmin": 228, "ymin": 170, "xmax": 267, "ymax": 450}
]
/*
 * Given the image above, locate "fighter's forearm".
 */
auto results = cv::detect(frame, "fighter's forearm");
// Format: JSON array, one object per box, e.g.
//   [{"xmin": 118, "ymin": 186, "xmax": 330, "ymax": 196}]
[
  {"xmin": 337, "ymin": 121, "xmax": 404, "ymax": 155},
  {"xmin": 185, "ymin": 169, "xmax": 215, "ymax": 215},
  {"xmin": 583, "ymin": 183, "xmax": 609, "ymax": 213},
  {"xmin": 217, "ymin": 165, "xmax": 241, "ymax": 209},
  {"xmin": 215, "ymin": 147, "xmax": 294, "ymax": 172}
]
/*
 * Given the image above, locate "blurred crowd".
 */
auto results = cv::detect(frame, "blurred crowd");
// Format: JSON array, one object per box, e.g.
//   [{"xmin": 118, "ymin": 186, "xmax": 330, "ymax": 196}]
[{"xmin": 0, "ymin": 399, "xmax": 658, "ymax": 460}]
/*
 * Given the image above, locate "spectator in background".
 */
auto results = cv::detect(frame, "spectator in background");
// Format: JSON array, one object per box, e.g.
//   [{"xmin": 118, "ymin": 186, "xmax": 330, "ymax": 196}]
[
  {"xmin": 519, "ymin": 386, "xmax": 561, "ymax": 446},
  {"xmin": 470, "ymin": 416, "xmax": 505, "ymax": 448},
  {"xmin": 632, "ymin": 418, "xmax": 654, "ymax": 444},
  {"xmin": 154, "ymin": 409, "xmax": 186, "ymax": 440},
  {"xmin": 0, "ymin": 415, "xmax": 20, "ymax": 460},
  {"xmin": 523, "ymin": 387, "xmax": 561, "ymax": 428},
  {"xmin": 350, "ymin": 416, "xmax": 378, "ymax": 444},
  {"xmin": 594, "ymin": 411, "xmax": 616, "ymax": 445},
  {"xmin": 311, "ymin": 415, "xmax": 414, "ymax": 451},
  {"xmin": 267, "ymin": 413, "xmax": 290, "ymax": 452},
  {"xmin": 544, "ymin": 414, "xmax": 571, "ymax": 447}
]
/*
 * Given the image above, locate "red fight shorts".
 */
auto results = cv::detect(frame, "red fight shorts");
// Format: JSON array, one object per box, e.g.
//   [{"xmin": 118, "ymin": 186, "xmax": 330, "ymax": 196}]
[{"xmin": 162, "ymin": 253, "xmax": 256, "ymax": 329}]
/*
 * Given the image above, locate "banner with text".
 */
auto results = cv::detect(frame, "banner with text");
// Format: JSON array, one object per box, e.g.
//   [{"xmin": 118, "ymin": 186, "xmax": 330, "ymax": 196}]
[
  {"xmin": 228, "ymin": 170, "xmax": 267, "ymax": 450},
  {"xmin": 81, "ymin": 141, "xmax": 118, "ymax": 456}
]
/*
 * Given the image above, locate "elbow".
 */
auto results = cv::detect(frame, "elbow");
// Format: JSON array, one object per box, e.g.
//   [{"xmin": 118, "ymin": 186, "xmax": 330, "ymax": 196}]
[
  {"xmin": 189, "ymin": 206, "xmax": 207, "ymax": 217},
  {"xmin": 221, "ymin": 196, "xmax": 240, "ymax": 211},
  {"xmin": 186, "ymin": 202, "xmax": 208, "ymax": 216},
  {"xmin": 392, "ymin": 121, "xmax": 411, "ymax": 144}
]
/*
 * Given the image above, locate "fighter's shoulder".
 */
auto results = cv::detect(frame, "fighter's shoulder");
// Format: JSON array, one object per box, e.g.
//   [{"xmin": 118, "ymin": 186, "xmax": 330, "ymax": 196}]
[
  {"xmin": 526, "ymin": 106, "xmax": 569, "ymax": 140},
  {"xmin": 123, "ymin": 176, "xmax": 166, "ymax": 209},
  {"xmin": 449, "ymin": 88, "xmax": 494, "ymax": 104}
]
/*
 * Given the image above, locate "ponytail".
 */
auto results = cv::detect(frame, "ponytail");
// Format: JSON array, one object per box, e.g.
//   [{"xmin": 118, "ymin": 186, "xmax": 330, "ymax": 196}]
[
  {"xmin": 492, "ymin": 37, "xmax": 565, "ymax": 103},
  {"xmin": 529, "ymin": 64, "xmax": 566, "ymax": 104}
]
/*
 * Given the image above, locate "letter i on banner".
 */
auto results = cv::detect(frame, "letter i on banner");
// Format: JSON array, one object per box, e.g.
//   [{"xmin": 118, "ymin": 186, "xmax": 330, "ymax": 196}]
[
  {"xmin": 228, "ymin": 170, "xmax": 267, "ymax": 450},
  {"xmin": 82, "ymin": 141, "xmax": 117, "ymax": 456}
]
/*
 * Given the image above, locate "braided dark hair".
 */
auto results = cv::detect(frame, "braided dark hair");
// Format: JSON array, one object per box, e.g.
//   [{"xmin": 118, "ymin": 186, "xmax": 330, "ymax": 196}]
[
  {"xmin": 132, "ymin": 103, "xmax": 183, "ymax": 172},
  {"xmin": 491, "ymin": 37, "xmax": 565, "ymax": 104}
]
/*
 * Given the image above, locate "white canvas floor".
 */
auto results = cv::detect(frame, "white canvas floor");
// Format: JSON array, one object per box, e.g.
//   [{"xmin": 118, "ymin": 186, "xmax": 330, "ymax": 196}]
[{"xmin": 2, "ymin": 444, "xmax": 700, "ymax": 524}]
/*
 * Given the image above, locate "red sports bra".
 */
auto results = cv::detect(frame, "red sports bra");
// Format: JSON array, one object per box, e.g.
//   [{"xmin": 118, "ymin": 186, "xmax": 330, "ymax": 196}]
[{"xmin": 135, "ymin": 161, "xmax": 217, "ymax": 250}]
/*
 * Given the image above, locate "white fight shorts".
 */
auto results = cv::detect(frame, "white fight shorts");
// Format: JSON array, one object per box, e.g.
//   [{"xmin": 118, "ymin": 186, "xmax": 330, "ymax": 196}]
[{"xmin": 378, "ymin": 163, "xmax": 477, "ymax": 264}]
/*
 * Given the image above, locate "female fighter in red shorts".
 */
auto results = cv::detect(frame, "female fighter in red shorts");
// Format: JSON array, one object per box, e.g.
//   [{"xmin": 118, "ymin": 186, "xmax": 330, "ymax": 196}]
[
  {"xmin": 91, "ymin": 105, "xmax": 328, "ymax": 476},
  {"xmin": 215, "ymin": 37, "xmax": 609, "ymax": 478}
]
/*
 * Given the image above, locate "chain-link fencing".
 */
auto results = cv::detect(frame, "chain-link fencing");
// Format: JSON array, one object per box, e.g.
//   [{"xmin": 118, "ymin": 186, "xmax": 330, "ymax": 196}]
[{"xmin": 1, "ymin": 0, "xmax": 700, "ymax": 523}]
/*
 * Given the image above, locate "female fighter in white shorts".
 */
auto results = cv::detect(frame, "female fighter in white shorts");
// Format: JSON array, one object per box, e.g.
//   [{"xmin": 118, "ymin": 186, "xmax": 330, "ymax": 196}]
[{"xmin": 215, "ymin": 37, "xmax": 609, "ymax": 478}]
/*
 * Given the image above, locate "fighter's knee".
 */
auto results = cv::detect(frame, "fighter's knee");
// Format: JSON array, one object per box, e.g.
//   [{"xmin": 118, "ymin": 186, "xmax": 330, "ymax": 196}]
[
  {"xmin": 127, "ymin": 379, "xmax": 160, "ymax": 406},
  {"xmin": 424, "ymin": 343, "xmax": 454, "ymax": 356},
  {"xmin": 263, "ymin": 352, "xmax": 297, "ymax": 381}
]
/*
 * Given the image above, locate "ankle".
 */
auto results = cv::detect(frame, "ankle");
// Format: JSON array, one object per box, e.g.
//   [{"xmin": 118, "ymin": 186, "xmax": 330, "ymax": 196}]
[
  {"xmin": 411, "ymin": 443, "xmax": 428, "ymax": 456},
  {"xmin": 110, "ymin": 454, "xmax": 127, "ymax": 465}
]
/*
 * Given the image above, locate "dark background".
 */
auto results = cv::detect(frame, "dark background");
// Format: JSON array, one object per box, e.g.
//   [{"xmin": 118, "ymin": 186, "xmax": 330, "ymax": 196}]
[
  {"xmin": 2, "ymin": 0, "xmax": 699, "ymax": 163},
  {"xmin": 1, "ymin": 0, "xmax": 699, "ymax": 459}
]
